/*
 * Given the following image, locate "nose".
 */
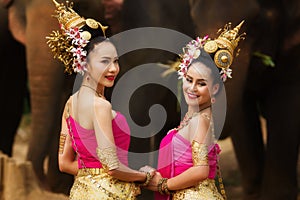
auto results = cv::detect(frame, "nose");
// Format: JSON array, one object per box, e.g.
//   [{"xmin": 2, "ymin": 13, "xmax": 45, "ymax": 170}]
[
  {"xmin": 108, "ymin": 61, "xmax": 119, "ymax": 72},
  {"xmin": 190, "ymin": 82, "xmax": 197, "ymax": 91}
]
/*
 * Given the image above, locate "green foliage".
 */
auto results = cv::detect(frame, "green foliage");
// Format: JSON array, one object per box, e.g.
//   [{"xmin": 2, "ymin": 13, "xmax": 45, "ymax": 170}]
[{"xmin": 253, "ymin": 51, "xmax": 275, "ymax": 67}]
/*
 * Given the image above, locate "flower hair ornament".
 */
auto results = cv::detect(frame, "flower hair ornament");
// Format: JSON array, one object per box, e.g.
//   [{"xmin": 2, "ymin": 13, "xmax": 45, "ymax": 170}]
[
  {"xmin": 46, "ymin": 0, "xmax": 108, "ymax": 75},
  {"xmin": 177, "ymin": 21, "xmax": 246, "ymax": 82}
]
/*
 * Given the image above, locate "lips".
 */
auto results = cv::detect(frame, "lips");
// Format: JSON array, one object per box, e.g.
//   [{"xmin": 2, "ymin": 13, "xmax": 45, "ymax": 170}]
[
  {"xmin": 105, "ymin": 76, "xmax": 115, "ymax": 81},
  {"xmin": 187, "ymin": 92, "xmax": 199, "ymax": 99}
]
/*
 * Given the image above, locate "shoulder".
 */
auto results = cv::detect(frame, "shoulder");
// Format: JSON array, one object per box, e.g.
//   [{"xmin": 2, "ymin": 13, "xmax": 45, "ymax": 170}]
[
  {"xmin": 93, "ymin": 98, "xmax": 113, "ymax": 118},
  {"xmin": 188, "ymin": 113, "xmax": 211, "ymax": 143},
  {"xmin": 62, "ymin": 96, "xmax": 73, "ymax": 118},
  {"xmin": 93, "ymin": 98, "xmax": 112, "ymax": 109},
  {"xmin": 189, "ymin": 113, "xmax": 210, "ymax": 129}
]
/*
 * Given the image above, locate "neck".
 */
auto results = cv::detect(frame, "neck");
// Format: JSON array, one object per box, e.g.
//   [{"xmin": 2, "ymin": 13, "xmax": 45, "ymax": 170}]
[
  {"xmin": 187, "ymin": 103, "xmax": 211, "ymax": 115},
  {"xmin": 81, "ymin": 79, "xmax": 104, "ymax": 96}
]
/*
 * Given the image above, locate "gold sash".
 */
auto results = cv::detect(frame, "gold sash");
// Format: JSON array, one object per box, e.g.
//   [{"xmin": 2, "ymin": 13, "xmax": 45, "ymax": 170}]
[
  {"xmin": 172, "ymin": 179, "xmax": 224, "ymax": 200},
  {"xmin": 70, "ymin": 168, "xmax": 140, "ymax": 200}
]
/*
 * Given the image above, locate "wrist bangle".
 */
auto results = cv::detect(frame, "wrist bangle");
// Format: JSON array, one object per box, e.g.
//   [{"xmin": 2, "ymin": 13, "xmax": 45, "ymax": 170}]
[
  {"xmin": 157, "ymin": 178, "xmax": 168, "ymax": 195},
  {"xmin": 139, "ymin": 171, "xmax": 152, "ymax": 187},
  {"xmin": 157, "ymin": 178, "xmax": 172, "ymax": 195}
]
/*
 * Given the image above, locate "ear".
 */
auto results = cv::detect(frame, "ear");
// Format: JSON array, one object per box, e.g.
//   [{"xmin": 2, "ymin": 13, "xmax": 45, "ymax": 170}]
[{"xmin": 212, "ymin": 83, "xmax": 219, "ymax": 96}]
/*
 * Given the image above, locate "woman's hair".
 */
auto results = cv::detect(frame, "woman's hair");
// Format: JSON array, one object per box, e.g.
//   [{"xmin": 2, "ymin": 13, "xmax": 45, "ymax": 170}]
[{"xmin": 84, "ymin": 36, "xmax": 110, "ymax": 55}]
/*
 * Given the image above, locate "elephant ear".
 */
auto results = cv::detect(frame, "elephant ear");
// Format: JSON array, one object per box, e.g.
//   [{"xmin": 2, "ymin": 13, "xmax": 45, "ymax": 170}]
[
  {"xmin": 6, "ymin": 0, "xmax": 26, "ymax": 44},
  {"xmin": 46, "ymin": 30, "xmax": 74, "ymax": 74}
]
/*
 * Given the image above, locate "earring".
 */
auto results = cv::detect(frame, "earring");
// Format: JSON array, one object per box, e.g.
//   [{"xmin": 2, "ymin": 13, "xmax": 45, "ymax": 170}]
[
  {"xmin": 211, "ymin": 97, "xmax": 216, "ymax": 104},
  {"xmin": 86, "ymin": 76, "xmax": 90, "ymax": 81}
]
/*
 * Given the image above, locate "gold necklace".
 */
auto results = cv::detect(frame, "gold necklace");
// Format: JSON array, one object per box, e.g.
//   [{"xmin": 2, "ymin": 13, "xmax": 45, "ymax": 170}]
[
  {"xmin": 177, "ymin": 106, "xmax": 211, "ymax": 130},
  {"xmin": 81, "ymin": 84, "xmax": 105, "ymax": 99}
]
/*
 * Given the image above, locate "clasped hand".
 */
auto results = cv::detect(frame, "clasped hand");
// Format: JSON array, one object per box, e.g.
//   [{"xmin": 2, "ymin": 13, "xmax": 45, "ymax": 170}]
[{"xmin": 139, "ymin": 165, "xmax": 163, "ymax": 191}]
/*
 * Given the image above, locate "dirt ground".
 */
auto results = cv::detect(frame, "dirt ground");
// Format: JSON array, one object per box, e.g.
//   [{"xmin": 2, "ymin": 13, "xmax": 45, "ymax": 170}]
[{"xmin": 11, "ymin": 115, "xmax": 300, "ymax": 199}]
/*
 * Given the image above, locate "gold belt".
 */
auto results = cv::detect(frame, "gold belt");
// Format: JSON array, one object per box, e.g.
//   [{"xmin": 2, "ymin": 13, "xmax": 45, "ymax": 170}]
[{"xmin": 77, "ymin": 168, "xmax": 106, "ymax": 176}]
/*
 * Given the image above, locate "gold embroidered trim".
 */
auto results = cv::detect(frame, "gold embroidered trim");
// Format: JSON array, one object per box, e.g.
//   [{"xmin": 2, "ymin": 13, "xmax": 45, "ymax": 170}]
[
  {"xmin": 192, "ymin": 140, "xmax": 208, "ymax": 166},
  {"xmin": 96, "ymin": 146, "xmax": 119, "ymax": 171},
  {"xmin": 59, "ymin": 134, "xmax": 67, "ymax": 154}
]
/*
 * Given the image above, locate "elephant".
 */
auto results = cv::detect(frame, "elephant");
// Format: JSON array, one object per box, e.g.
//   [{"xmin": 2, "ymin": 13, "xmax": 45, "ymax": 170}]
[{"xmin": 0, "ymin": 2, "xmax": 27, "ymax": 157}]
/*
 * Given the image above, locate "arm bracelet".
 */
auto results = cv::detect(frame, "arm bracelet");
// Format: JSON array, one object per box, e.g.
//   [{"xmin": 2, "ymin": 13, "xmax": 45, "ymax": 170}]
[
  {"xmin": 96, "ymin": 146, "xmax": 119, "ymax": 171},
  {"xmin": 192, "ymin": 140, "xmax": 208, "ymax": 166},
  {"xmin": 157, "ymin": 178, "xmax": 172, "ymax": 195},
  {"xmin": 139, "ymin": 171, "xmax": 153, "ymax": 187}
]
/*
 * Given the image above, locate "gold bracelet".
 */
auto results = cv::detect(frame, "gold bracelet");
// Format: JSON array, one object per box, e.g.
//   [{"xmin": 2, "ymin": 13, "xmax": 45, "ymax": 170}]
[
  {"xmin": 157, "ymin": 178, "xmax": 168, "ymax": 195},
  {"xmin": 139, "ymin": 171, "xmax": 152, "ymax": 187},
  {"xmin": 161, "ymin": 178, "xmax": 172, "ymax": 195}
]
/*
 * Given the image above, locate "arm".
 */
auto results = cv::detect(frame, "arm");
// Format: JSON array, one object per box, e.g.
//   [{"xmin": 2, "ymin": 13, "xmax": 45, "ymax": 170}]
[
  {"xmin": 93, "ymin": 99, "xmax": 151, "ymax": 182},
  {"xmin": 58, "ymin": 101, "xmax": 78, "ymax": 175}
]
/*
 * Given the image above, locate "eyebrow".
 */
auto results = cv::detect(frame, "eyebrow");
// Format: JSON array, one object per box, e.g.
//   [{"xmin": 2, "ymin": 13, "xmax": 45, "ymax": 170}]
[
  {"xmin": 100, "ymin": 56, "xmax": 119, "ymax": 60},
  {"xmin": 186, "ymin": 74, "xmax": 207, "ymax": 82}
]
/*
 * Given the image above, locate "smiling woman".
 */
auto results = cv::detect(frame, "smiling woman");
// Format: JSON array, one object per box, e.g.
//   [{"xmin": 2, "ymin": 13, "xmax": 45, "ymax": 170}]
[{"xmin": 139, "ymin": 21, "xmax": 245, "ymax": 200}]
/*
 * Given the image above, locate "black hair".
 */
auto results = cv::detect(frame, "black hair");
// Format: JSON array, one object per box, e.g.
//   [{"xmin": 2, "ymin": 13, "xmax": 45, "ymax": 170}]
[
  {"xmin": 80, "ymin": 23, "xmax": 110, "ymax": 55},
  {"xmin": 84, "ymin": 36, "xmax": 109, "ymax": 55}
]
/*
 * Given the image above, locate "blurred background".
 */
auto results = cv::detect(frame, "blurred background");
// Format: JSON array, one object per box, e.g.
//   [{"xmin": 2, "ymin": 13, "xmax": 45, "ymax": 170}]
[{"xmin": 0, "ymin": 0, "xmax": 299, "ymax": 199}]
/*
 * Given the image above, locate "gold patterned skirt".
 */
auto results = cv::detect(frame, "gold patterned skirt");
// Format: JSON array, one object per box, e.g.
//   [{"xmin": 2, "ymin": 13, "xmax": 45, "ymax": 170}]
[
  {"xmin": 70, "ymin": 168, "xmax": 140, "ymax": 200},
  {"xmin": 172, "ymin": 179, "xmax": 224, "ymax": 200}
]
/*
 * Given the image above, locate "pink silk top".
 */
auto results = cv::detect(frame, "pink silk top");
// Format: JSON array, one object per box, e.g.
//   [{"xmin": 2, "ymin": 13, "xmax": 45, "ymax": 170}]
[
  {"xmin": 67, "ymin": 112, "xmax": 131, "ymax": 168},
  {"xmin": 156, "ymin": 129, "xmax": 221, "ymax": 200}
]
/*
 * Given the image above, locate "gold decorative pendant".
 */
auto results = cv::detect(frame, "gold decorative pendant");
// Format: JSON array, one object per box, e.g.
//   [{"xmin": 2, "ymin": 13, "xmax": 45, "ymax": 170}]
[
  {"xmin": 81, "ymin": 31, "xmax": 91, "ymax": 41},
  {"xmin": 86, "ymin": 18, "xmax": 99, "ymax": 29},
  {"xmin": 204, "ymin": 40, "xmax": 218, "ymax": 53},
  {"xmin": 214, "ymin": 49, "xmax": 233, "ymax": 69}
]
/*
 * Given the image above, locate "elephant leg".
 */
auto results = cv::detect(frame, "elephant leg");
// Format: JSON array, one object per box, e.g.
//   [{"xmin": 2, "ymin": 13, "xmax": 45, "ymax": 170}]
[
  {"xmin": 229, "ymin": 90, "xmax": 265, "ymax": 199},
  {"xmin": 25, "ymin": 0, "xmax": 73, "ymax": 192},
  {"xmin": 0, "ymin": 6, "xmax": 27, "ymax": 157}
]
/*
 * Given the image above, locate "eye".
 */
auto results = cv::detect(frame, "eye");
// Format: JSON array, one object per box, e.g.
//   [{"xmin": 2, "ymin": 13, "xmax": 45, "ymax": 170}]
[
  {"xmin": 101, "ymin": 59, "xmax": 110, "ymax": 64},
  {"xmin": 198, "ymin": 81, "xmax": 207, "ymax": 86},
  {"xmin": 113, "ymin": 59, "xmax": 119, "ymax": 65},
  {"xmin": 185, "ymin": 77, "xmax": 192, "ymax": 83}
]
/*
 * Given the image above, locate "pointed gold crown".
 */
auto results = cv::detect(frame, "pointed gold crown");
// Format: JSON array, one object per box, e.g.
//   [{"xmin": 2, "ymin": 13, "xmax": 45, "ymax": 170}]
[
  {"xmin": 215, "ymin": 20, "xmax": 246, "ymax": 55},
  {"xmin": 203, "ymin": 20, "xmax": 246, "ymax": 70},
  {"xmin": 52, "ymin": 0, "xmax": 86, "ymax": 30}
]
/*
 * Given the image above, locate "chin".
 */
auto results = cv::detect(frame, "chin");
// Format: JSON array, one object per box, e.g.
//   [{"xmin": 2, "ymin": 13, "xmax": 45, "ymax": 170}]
[
  {"xmin": 105, "ymin": 81, "xmax": 115, "ymax": 87},
  {"xmin": 184, "ymin": 98, "xmax": 199, "ymax": 107}
]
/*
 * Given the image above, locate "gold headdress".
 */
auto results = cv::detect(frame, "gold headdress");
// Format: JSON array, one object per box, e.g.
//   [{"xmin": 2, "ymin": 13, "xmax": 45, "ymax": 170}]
[
  {"xmin": 46, "ymin": 0, "xmax": 108, "ymax": 75},
  {"xmin": 178, "ymin": 21, "xmax": 246, "ymax": 81}
]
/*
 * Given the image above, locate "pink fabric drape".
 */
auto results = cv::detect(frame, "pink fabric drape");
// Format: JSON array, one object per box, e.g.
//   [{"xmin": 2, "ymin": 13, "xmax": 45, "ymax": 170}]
[
  {"xmin": 155, "ymin": 128, "xmax": 221, "ymax": 200},
  {"xmin": 67, "ymin": 112, "xmax": 131, "ymax": 168}
]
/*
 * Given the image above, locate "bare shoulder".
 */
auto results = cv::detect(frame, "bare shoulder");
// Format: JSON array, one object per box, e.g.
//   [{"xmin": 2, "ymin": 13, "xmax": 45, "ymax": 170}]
[
  {"xmin": 62, "ymin": 96, "xmax": 73, "ymax": 118},
  {"xmin": 94, "ymin": 97, "xmax": 112, "ymax": 108},
  {"xmin": 188, "ymin": 113, "xmax": 211, "ymax": 143},
  {"xmin": 93, "ymin": 98, "xmax": 113, "ymax": 117}
]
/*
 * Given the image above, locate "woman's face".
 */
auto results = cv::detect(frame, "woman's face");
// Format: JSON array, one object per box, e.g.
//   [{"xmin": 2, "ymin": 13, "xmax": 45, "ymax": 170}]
[
  {"xmin": 182, "ymin": 62, "xmax": 218, "ymax": 109},
  {"xmin": 87, "ymin": 41, "xmax": 119, "ymax": 88}
]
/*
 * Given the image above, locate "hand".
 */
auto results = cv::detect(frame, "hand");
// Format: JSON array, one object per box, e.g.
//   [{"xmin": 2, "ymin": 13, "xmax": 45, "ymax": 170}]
[
  {"xmin": 144, "ymin": 172, "xmax": 163, "ymax": 191},
  {"xmin": 139, "ymin": 165, "xmax": 156, "ymax": 177}
]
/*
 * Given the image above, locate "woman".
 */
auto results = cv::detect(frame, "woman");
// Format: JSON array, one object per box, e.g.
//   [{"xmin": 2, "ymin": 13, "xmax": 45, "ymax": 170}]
[
  {"xmin": 47, "ymin": 1, "xmax": 155, "ymax": 199},
  {"xmin": 147, "ymin": 22, "xmax": 245, "ymax": 200}
]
